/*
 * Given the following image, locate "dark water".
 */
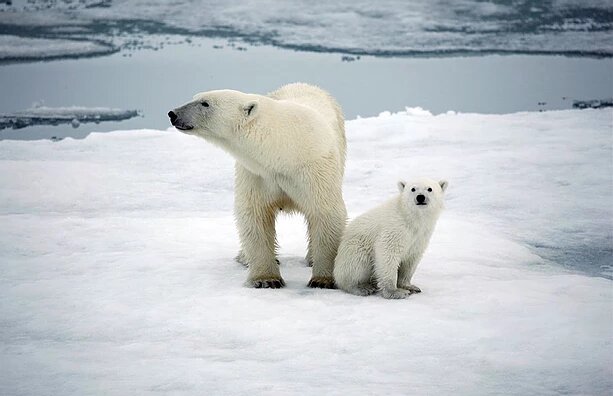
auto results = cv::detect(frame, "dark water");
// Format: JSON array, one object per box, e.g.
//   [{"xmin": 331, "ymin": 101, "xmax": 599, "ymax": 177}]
[
  {"xmin": 0, "ymin": 36, "xmax": 611, "ymax": 140},
  {"xmin": 530, "ymin": 242, "xmax": 613, "ymax": 280}
]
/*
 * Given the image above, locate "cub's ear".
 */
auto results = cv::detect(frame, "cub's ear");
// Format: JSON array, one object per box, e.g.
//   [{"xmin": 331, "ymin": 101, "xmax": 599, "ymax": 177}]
[
  {"xmin": 243, "ymin": 100, "xmax": 258, "ymax": 119},
  {"xmin": 439, "ymin": 180, "xmax": 448, "ymax": 192},
  {"xmin": 397, "ymin": 180, "xmax": 407, "ymax": 192}
]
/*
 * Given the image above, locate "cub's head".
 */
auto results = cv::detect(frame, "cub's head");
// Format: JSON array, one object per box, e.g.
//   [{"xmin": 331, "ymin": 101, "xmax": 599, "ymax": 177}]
[
  {"xmin": 397, "ymin": 177, "xmax": 448, "ymax": 214},
  {"xmin": 168, "ymin": 89, "xmax": 259, "ymax": 139}
]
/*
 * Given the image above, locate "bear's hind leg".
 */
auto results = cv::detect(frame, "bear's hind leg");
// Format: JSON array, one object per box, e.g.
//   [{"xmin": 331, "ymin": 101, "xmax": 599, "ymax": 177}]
[
  {"xmin": 305, "ymin": 245, "xmax": 314, "ymax": 267},
  {"xmin": 334, "ymin": 241, "xmax": 374, "ymax": 295},
  {"xmin": 306, "ymin": 210, "xmax": 346, "ymax": 289}
]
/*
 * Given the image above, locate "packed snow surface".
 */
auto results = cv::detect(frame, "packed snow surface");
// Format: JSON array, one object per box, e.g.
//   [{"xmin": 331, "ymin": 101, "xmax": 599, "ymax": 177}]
[
  {"xmin": 0, "ymin": 108, "xmax": 611, "ymax": 395},
  {"xmin": 0, "ymin": 106, "xmax": 139, "ymax": 130},
  {"xmin": 0, "ymin": 0, "xmax": 612, "ymax": 59}
]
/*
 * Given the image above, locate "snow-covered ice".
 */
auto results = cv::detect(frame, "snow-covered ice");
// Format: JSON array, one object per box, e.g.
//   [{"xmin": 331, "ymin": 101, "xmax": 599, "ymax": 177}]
[
  {"xmin": 0, "ymin": 106, "xmax": 139, "ymax": 130},
  {"xmin": 0, "ymin": 0, "xmax": 611, "ymax": 59},
  {"xmin": 0, "ymin": 108, "xmax": 611, "ymax": 395},
  {"xmin": 0, "ymin": 35, "xmax": 115, "ymax": 61}
]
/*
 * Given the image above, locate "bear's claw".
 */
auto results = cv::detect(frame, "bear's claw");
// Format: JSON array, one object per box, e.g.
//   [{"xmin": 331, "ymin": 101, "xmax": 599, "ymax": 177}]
[
  {"xmin": 307, "ymin": 277, "xmax": 336, "ymax": 289},
  {"xmin": 251, "ymin": 278, "xmax": 286, "ymax": 289}
]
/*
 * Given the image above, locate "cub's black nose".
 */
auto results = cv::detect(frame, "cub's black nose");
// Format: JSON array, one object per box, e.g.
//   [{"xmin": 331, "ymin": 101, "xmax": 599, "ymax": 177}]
[
  {"xmin": 416, "ymin": 194, "xmax": 426, "ymax": 203},
  {"xmin": 168, "ymin": 111, "xmax": 178, "ymax": 124}
]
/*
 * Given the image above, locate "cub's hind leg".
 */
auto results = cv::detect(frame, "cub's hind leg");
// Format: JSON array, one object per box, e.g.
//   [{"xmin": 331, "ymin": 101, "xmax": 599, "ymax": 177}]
[{"xmin": 334, "ymin": 241, "xmax": 374, "ymax": 296}]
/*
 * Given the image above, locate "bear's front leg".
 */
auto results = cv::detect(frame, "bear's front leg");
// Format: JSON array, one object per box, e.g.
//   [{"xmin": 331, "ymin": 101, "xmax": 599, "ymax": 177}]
[
  {"xmin": 236, "ymin": 205, "xmax": 284, "ymax": 288},
  {"xmin": 397, "ymin": 254, "xmax": 423, "ymax": 294},
  {"xmin": 374, "ymin": 239, "xmax": 411, "ymax": 299},
  {"xmin": 306, "ymin": 209, "xmax": 345, "ymax": 289},
  {"xmin": 234, "ymin": 167, "xmax": 284, "ymax": 289},
  {"xmin": 235, "ymin": 250, "xmax": 280, "ymax": 268}
]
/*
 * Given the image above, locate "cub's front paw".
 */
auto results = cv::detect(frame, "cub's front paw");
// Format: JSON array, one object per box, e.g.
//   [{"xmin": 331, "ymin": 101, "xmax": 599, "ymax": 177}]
[
  {"xmin": 347, "ymin": 284, "xmax": 377, "ymax": 296},
  {"xmin": 248, "ymin": 277, "xmax": 286, "ymax": 289},
  {"xmin": 399, "ymin": 284, "xmax": 422, "ymax": 294},
  {"xmin": 381, "ymin": 288, "xmax": 411, "ymax": 299},
  {"xmin": 307, "ymin": 276, "xmax": 336, "ymax": 289}
]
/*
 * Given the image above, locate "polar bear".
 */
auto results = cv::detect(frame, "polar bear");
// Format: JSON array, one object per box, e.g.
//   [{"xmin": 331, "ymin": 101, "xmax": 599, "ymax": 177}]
[
  {"xmin": 334, "ymin": 178, "xmax": 448, "ymax": 299},
  {"xmin": 168, "ymin": 83, "xmax": 346, "ymax": 289}
]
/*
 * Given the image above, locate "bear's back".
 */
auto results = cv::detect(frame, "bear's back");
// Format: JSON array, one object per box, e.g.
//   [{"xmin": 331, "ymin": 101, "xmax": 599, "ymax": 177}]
[{"xmin": 268, "ymin": 83, "xmax": 346, "ymax": 166}]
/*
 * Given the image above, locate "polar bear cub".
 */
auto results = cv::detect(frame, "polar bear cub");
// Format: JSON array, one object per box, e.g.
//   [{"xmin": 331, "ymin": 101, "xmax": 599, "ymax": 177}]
[{"xmin": 334, "ymin": 178, "xmax": 448, "ymax": 299}]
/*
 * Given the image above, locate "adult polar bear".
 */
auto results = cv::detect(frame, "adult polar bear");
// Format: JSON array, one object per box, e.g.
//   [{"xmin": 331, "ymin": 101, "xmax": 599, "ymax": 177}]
[{"xmin": 169, "ymin": 83, "xmax": 346, "ymax": 289}]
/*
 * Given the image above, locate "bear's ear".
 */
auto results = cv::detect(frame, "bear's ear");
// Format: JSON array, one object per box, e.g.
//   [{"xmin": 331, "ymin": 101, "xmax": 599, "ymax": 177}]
[
  {"xmin": 439, "ymin": 180, "xmax": 448, "ymax": 192},
  {"xmin": 243, "ymin": 101, "xmax": 258, "ymax": 119},
  {"xmin": 397, "ymin": 180, "xmax": 406, "ymax": 192}
]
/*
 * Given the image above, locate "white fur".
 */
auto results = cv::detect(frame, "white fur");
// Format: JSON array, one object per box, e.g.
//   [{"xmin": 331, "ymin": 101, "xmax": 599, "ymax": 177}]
[
  {"xmin": 334, "ymin": 178, "xmax": 448, "ymax": 299},
  {"xmin": 170, "ymin": 83, "xmax": 346, "ymax": 288}
]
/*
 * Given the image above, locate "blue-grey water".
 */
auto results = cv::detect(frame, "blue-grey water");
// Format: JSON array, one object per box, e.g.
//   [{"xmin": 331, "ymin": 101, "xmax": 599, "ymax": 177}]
[
  {"xmin": 1, "ymin": 0, "xmax": 611, "ymax": 140},
  {"xmin": 0, "ymin": 36, "xmax": 611, "ymax": 140}
]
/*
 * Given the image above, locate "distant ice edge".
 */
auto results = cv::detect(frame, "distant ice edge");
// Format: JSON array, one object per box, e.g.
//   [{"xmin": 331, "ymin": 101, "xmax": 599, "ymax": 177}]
[
  {"xmin": 0, "ymin": 0, "xmax": 612, "ymax": 62},
  {"xmin": 0, "ymin": 106, "xmax": 140, "ymax": 130}
]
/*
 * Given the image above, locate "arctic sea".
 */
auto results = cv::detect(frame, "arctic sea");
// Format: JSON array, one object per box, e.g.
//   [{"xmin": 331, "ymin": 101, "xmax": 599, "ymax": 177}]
[{"xmin": 1, "ymin": 0, "xmax": 612, "ymax": 139}]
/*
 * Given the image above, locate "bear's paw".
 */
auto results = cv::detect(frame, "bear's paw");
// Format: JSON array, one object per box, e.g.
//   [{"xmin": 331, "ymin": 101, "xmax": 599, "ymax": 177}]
[
  {"xmin": 249, "ymin": 277, "xmax": 286, "ymax": 289},
  {"xmin": 381, "ymin": 288, "xmax": 411, "ymax": 299},
  {"xmin": 348, "ymin": 284, "xmax": 377, "ymax": 296},
  {"xmin": 307, "ymin": 276, "xmax": 336, "ymax": 289}
]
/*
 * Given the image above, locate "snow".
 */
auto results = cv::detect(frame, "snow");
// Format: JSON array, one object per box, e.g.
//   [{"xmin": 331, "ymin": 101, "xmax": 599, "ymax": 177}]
[
  {"xmin": 0, "ymin": 106, "xmax": 139, "ymax": 130},
  {"xmin": 0, "ymin": 0, "xmax": 611, "ymax": 59},
  {"xmin": 0, "ymin": 109, "xmax": 611, "ymax": 395},
  {"xmin": 0, "ymin": 35, "xmax": 115, "ymax": 61}
]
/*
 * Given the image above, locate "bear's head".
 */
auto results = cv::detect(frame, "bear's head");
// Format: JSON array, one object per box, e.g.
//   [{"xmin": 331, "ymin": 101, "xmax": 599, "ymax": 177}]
[
  {"xmin": 168, "ymin": 90, "xmax": 259, "ymax": 140},
  {"xmin": 397, "ymin": 177, "xmax": 448, "ymax": 215}
]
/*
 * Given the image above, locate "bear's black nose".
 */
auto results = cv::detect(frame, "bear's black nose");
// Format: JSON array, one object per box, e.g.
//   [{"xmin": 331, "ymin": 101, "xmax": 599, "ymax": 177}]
[
  {"xmin": 168, "ymin": 111, "xmax": 178, "ymax": 124},
  {"xmin": 416, "ymin": 194, "xmax": 426, "ymax": 204}
]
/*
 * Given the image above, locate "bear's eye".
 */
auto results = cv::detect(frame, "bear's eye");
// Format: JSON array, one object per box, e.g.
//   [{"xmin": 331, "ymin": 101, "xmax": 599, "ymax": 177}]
[
  {"xmin": 201, "ymin": 101, "xmax": 209, "ymax": 107},
  {"xmin": 411, "ymin": 187, "xmax": 416, "ymax": 192},
  {"xmin": 427, "ymin": 187, "xmax": 432, "ymax": 192}
]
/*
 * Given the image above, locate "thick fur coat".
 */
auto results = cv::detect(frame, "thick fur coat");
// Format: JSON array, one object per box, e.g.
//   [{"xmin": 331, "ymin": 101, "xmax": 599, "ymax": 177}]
[
  {"xmin": 334, "ymin": 178, "xmax": 447, "ymax": 299},
  {"xmin": 170, "ymin": 83, "xmax": 346, "ymax": 288}
]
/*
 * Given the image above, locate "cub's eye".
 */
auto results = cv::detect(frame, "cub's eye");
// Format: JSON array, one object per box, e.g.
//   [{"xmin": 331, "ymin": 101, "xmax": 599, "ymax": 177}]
[
  {"xmin": 201, "ymin": 101, "xmax": 209, "ymax": 107},
  {"xmin": 411, "ymin": 187, "xmax": 416, "ymax": 192},
  {"xmin": 427, "ymin": 187, "xmax": 432, "ymax": 192}
]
